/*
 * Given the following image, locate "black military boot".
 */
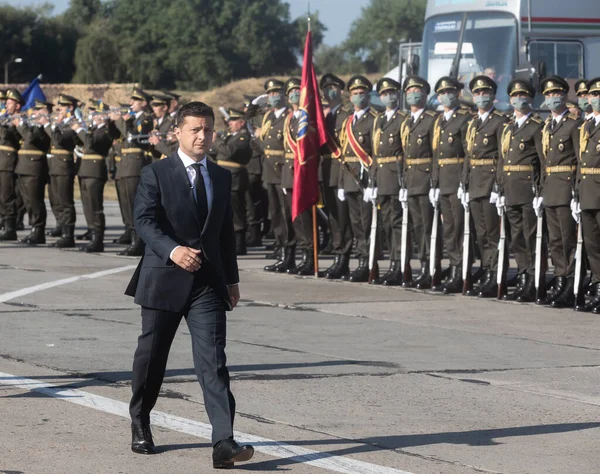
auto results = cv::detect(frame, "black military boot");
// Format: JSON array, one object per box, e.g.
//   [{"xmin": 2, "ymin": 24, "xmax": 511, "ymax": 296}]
[
  {"xmin": 382, "ymin": 261, "xmax": 402, "ymax": 286},
  {"xmin": 0, "ymin": 217, "xmax": 5, "ymax": 231},
  {"xmin": 411, "ymin": 261, "xmax": 429, "ymax": 288},
  {"xmin": 432, "ymin": 265, "xmax": 453, "ymax": 292},
  {"xmin": 264, "ymin": 250, "xmax": 284, "ymax": 272},
  {"xmin": 20, "ymin": 227, "xmax": 46, "ymax": 245},
  {"xmin": 296, "ymin": 250, "xmax": 315, "ymax": 276},
  {"xmin": 466, "ymin": 268, "xmax": 489, "ymax": 297},
  {"xmin": 246, "ymin": 224, "xmax": 262, "ymax": 247},
  {"xmin": 235, "ymin": 231, "xmax": 247, "ymax": 256},
  {"xmin": 348, "ymin": 257, "xmax": 369, "ymax": 283},
  {"xmin": 275, "ymin": 247, "xmax": 296, "ymax": 274},
  {"xmin": 113, "ymin": 230, "xmax": 132, "ymax": 244},
  {"xmin": 0, "ymin": 218, "xmax": 17, "ymax": 241},
  {"xmin": 83, "ymin": 230, "xmax": 104, "ymax": 253},
  {"xmin": 478, "ymin": 271, "xmax": 498, "ymax": 298},
  {"xmin": 51, "ymin": 225, "xmax": 76, "ymax": 249},
  {"xmin": 581, "ymin": 282, "xmax": 600, "ymax": 313},
  {"xmin": 324, "ymin": 255, "xmax": 341, "ymax": 277},
  {"xmin": 326, "ymin": 254, "xmax": 350, "ymax": 280},
  {"xmin": 76, "ymin": 228, "xmax": 92, "ymax": 241},
  {"xmin": 550, "ymin": 277, "xmax": 575, "ymax": 309},
  {"xmin": 266, "ymin": 246, "xmax": 282, "ymax": 260},
  {"xmin": 547, "ymin": 276, "xmax": 566, "ymax": 305},
  {"xmin": 46, "ymin": 226, "xmax": 62, "ymax": 237},
  {"xmin": 516, "ymin": 273, "xmax": 536, "ymax": 303},
  {"xmin": 288, "ymin": 249, "xmax": 308, "ymax": 275},
  {"xmin": 443, "ymin": 266, "xmax": 463, "ymax": 294},
  {"xmin": 503, "ymin": 273, "xmax": 526, "ymax": 301},
  {"xmin": 376, "ymin": 260, "xmax": 396, "ymax": 285},
  {"xmin": 118, "ymin": 230, "xmax": 145, "ymax": 256},
  {"xmin": 16, "ymin": 213, "xmax": 24, "ymax": 231}
]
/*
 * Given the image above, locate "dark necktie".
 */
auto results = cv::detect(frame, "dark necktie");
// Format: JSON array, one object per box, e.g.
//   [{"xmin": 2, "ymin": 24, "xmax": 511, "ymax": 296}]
[{"xmin": 192, "ymin": 162, "xmax": 209, "ymax": 226}]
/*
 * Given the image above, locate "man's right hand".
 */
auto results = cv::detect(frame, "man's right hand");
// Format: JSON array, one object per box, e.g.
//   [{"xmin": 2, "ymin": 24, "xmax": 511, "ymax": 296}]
[{"xmin": 171, "ymin": 246, "xmax": 202, "ymax": 272}]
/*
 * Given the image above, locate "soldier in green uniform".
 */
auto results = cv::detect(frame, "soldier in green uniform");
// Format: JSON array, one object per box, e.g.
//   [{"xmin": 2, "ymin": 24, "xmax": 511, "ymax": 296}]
[
  {"xmin": 15, "ymin": 100, "xmax": 51, "ymax": 245},
  {"xmin": 462, "ymin": 75, "xmax": 508, "ymax": 297},
  {"xmin": 148, "ymin": 95, "xmax": 177, "ymax": 160},
  {"xmin": 338, "ymin": 75, "xmax": 377, "ymax": 283},
  {"xmin": 260, "ymin": 79, "xmax": 296, "ymax": 273},
  {"xmin": 400, "ymin": 76, "xmax": 440, "ymax": 289},
  {"xmin": 163, "ymin": 91, "xmax": 181, "ymax": 121},
  {"xmin": 497, "ymin": 79, "xmax": 544, "ymax": 302},
  {"xmin": 430, "ymin": 77, "xmax": 472, "ymax": 293},
  {"xmin": 319, "ymin": 73, "xmax": 352, "ymax": 279},
  {"xmin": 72, "ymin": 103, "xmax": 114, "ymax": 253},
  {"xmin": 535, "ymin": 76, "xmax": 582, "ymax": 307},
  {"xmin": 574, "ymin": 78, "xmax": 600, "ymax": 313},
  {"xmin": 0, "ymin": 89, "xmax": 23, "ymax": 241},
  {"xmin": 110, "ymin": 87, "xmax": 154, "ymax": 256},
  {"xmin": 211, "ymin": 108, "xmax": 253, "ymax": 255},
  {"xmin": 40, "ymin": 94, "xmax": 79, "ymax": 248},
  {"xmin": 575, "ymin": 79, "xmax": 593, "ymax": 121},
  {"xmin": 369, "ymin": 77, "xmax": 408, "ymax": 286}
]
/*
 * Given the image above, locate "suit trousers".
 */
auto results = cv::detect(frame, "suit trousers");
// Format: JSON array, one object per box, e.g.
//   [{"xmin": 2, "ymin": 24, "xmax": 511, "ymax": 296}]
[
  {"xmin": 116, "ymin": 177, "xmax": 140, "ymax": 231},
  {"xmin": 129, "ymin": 282, "xmax": 235, "ymax": 445},
  {"xmin": 323, "ymin": 185, "xmax": 352, "ymax": 256},
  {"xmin": 582, "ymin": 209, "xmax": 600, "ymax": 284},
  {"xmin": 440, "ymin": 194, "xmax": 464, "ymax": 266},
  {"xmin": 49, "ymin": 174, "xmax": 76, "ymax": 227},
  {"xmin": 18, "ymin": 174, "xmax": 47, "ymax": 229},
  {"xmin": 408, "ymin": 194, "xmax": 437, "ymax": 263},
  {"xmin": 469, "ymin": 197, "xmax": 499, "ymax": 271},
  {"xmin": 0, "ymin": 171, "xmax": 17, "ymax": 220},
  {"xmin": 545, "ymin": 205, "xmax": 576, "ymax": 278},
  {"xmin": 80, "ymin": 177, "xmax": 105, "ymax": 232},
  {"xmin": 346, "ymin": 191, "xmax": 371, "ymax": 259},
  {"xmin": 378, "ymin": 195, "xmax": 404, "ymax": 261},
  {"xmin": 506, "ymin": 202, "xmax": 537, "ymax": 275}
]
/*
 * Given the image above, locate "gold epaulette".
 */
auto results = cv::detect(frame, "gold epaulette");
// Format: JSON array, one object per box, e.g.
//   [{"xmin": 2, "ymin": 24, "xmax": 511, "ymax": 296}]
[
  {"xmin": 493, "ymin": 110, "xmax": 505, "ymax": 118},
  {"xmin": 425, "ymin": 110, "xmax": 437, "ymax": 117},
  {"xmin": 368, "ymin": 109, "xmax": 378, "ymax": 117},
  {"xmin": 530, "ymin": 115, "xmax": 542, "ymax": 124},
  {"xmin": 568, "ymin": 112, "xmax": 580, "ymax": 121},
  {"xmin": 457, "ymin": 108, "xmax": 471, "ymax": 115}
]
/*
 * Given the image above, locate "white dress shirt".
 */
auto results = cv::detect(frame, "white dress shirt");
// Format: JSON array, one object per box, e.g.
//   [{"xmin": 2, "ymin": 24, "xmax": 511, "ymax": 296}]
[
  {"xmin": 478, "ymin": 107, "xmax": 494, "ymax": 123},
  {"xmin": 411, "ymin": 108, "xmax": 425, "ymax": 122},
  {"xmin": 595, "ymin": 114, "xmax": 600, "ymax": 126},
  {"xmin": 516, "ymin": 112, "xmax": 532, "ymax": 128},
  {"xmin": 443, "ymin": 107, "xmax": 457, "ymax": 121},
  {"xmin": 274, "ymin": 107, "xmax": 287, "ymax": 119},
  {"xmin": 552, "ymin": 109, "xmax": 568, "ymax": 125},
  {"xmin": 353, "ymin": 107, "xmax": 369, "ymax": 123},
  {"xmin": 385, "ymin": 107, "xmax": 398, "ymax": 121}
]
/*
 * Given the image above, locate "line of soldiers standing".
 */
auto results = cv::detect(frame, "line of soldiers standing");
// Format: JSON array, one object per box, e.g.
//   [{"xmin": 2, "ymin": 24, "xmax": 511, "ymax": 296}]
[
  {"xmin": 0, "ymin": 87, "xmax": 181, "ymax": 254},
  {"xmin": 248, "ymin": 71, "xmax": 600, "ymax": 313}
]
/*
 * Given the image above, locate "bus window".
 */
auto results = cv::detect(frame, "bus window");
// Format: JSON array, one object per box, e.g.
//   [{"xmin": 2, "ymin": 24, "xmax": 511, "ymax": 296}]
[{"xmin": 528, "ymin": 41, "xmax": 584, "ymax": 79}]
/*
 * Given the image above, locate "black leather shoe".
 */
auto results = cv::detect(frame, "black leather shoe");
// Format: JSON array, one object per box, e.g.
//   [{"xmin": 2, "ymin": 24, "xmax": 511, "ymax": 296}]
[
  {"xmin": 213, "ymin": 438, "xmax": 254, "ymax": 469},
  {"xmin": 131, "ymin": 423, "xmax": 155, "ymax": 455},
  {"xmin": 46, "ymin": 226, "xmax": 62, "ymax": 237}
]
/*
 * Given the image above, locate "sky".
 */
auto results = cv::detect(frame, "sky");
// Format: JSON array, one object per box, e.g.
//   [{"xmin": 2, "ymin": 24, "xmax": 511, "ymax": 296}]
[{"xmin": 1, "ymin": 0, "xmax": 370, "ymax": 46}]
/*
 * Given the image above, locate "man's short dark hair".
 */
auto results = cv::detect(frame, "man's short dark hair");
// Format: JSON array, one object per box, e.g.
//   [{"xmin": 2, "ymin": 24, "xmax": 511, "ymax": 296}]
[{"xmin": 176, "ymin": 101, "xmax": 215, "ymax": 127}]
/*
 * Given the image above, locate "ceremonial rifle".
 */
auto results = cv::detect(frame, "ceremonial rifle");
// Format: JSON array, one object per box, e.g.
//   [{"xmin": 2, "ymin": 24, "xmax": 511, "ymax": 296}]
[
  {"xmin": 396, "ymin": 155, "xmax": 411, "ymax": 283},
  {"xmin": 532, "ymin": 173, "xmax": 547, "ymax": 304},
  {"xmin": 496, "ymin": 183, "xmax": 507, "ymax": 299},
  {"xmin": 461, "ymin": 183, "xmax": 472, "ymax": 295},
  {"xmin": 429, "ymin": 177, "xmax": 440, "ymax": 289}
]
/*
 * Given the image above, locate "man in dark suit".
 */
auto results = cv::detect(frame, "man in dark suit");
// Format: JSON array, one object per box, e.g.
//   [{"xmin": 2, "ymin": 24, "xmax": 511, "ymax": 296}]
[{"xmin": 125, "ymin": 102, "xmax": 253, "ymax": 469}]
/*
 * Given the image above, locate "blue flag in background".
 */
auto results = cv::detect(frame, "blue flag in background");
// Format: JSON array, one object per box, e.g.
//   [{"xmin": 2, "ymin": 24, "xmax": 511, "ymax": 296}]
[{"xmin": 21, "ymin": 76, "xmax": 45, "ymax": 111}]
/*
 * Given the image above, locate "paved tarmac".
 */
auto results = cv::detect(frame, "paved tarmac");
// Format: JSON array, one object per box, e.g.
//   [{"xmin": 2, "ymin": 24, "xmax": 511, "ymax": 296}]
[{"xmin": 1, "ymin": 202, "xmax": 600, "ymax": 474}]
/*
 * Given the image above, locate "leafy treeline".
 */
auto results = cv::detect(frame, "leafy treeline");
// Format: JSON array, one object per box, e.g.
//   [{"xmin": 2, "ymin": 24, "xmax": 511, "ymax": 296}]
[{"xmin": 0, "ymin": 0, "xmax": 425, "ymax": 90}]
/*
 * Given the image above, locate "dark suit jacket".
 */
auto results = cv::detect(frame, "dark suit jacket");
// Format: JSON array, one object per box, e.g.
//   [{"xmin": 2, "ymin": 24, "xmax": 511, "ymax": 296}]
[{"xmin": 125, "ymin": 152, "xmax": 239, "ymax": 313}]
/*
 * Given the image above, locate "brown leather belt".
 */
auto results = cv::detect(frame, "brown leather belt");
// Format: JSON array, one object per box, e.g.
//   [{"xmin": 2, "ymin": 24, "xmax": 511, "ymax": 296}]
[
  {"xmin": 217, "ymin": 160, "xmax": 245, "ymax": 168},
  {"xmin": 546, "ymin": 165, "xmax": 576, "ymax": 174},
  {"xmin": 406, "ymin": 158, "xmax": 432, "ymax": 165},
  {"xmin": 503, "ymin": 165, "xmax": 533, "ymax": 172}
]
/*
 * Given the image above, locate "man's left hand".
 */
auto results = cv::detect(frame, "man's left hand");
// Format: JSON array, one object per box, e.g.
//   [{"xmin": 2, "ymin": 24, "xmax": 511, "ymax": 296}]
[{"xmin": 228, "ymin": 285, "xmax": 240, "ymax": 309}]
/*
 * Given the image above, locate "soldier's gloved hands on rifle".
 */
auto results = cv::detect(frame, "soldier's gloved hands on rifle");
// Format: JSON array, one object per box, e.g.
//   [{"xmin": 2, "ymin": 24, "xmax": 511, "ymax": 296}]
[
  {"xmin": 363, "ymin": 187, "xmax": 378, "ymax": 204},
  {"xmin": 496, "ymin": 195, "xmax": 506, "ymax": 216},
  {"xmin": 337, "ymin": 189, "xmax": 346, "ymax": 202},
  {"xmin": 428, "ymin": 188, "xmax": 440, "ymax": 207},
  {"xmin": 571, "ymin": 198, "xmax": 581, "ymax": 223},
  {"xmin": 533, "ymin": 196, "xmax": 544, "ymax": 218},
  {"xmin": 489, "ymin": 191, "xmax": 499, "ymax": 204},
  {"xmin": 398, "ymin": 188, "xmax": 408, "ymax": 204},
  {"xmin": 461, "ymin": 191, "xmax": 470, "ymax": 211},
  {"xmin": 282, "ymin": 188, "xmax": 287, "ymax": 195}
]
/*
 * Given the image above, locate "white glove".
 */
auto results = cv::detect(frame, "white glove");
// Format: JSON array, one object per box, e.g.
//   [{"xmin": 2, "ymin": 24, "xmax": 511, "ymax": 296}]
[
  {"xmin": 337, "ymin": 188, "xmax": 346, "ymax": 202},
  {"xmin": 398, "ymin": 188, "xmax": 408, "ymax": 203},
  {"xmin": 457, "ymin": 186, "xmax": 464, "ymax": 201},
  {"xmin": 461, "ymin": 192, "xmax": 470, "ymax": 211},
  {"xmin": 496, "ymin": 195, "xmax": 506, "ymax": 216},
  {"xmin": 490, "ymin": 191, "xmax": 499, "ymax": 204},
  {"xmin": 251, "ymin": 93, "xmax": 268, "ymax": 106},
  {"xmin": 428, "ymin": 188, "xmax": 440, "ymax": 207},
  {"xmin": 571, "ymin": 199, "xmax": 581, "ymax": 223},
  {"xmin": 282, "ymin": 187, "xmax": 287, "ymax": 195},
  {"xmin": 533, "ymin": 196, "xmax": 544, "ymax": 217},
  {"xmin": 363, "ymin": 187, "xmax": 373, "ymax": 203},
  {"xmin": 371, "ymin": 187, "xmax": 378, "ymax": 200}
]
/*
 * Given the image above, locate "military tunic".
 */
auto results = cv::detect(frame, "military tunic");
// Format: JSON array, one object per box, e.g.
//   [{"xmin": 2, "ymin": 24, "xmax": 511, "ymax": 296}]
[
  {"xmin": 150, "ymin": 115, "xmax": 176, "ymax": 160},
  {"xmin": 0, "ymin": 123, "xmax": 21, "ymax": 222},
  {"xmin": 540, "ymin": 112, "xmax": 581, "ymax": 278}
]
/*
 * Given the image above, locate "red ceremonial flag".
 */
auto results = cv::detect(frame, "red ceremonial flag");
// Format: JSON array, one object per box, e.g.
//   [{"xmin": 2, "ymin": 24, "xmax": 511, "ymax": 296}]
[{"xmin": 292, "ymin": 27, "xmax": 328, "ymax": 221}]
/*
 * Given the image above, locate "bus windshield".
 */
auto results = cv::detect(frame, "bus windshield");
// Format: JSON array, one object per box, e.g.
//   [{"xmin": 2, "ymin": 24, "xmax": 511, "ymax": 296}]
[{"xmin": 421, "ymin": 11, "xmax": 518, "ymax": 110}]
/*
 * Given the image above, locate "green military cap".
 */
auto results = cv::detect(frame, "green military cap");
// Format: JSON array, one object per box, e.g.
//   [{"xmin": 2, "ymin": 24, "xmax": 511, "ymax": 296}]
[
  {"xmin": 5, "ymin": 88, "xmax": 24, "ymax": 105},
  {"xmin": 0, "ymin": 90, "xmax": 5, "ymax": 100},
  {"xmin": 243, "ymin": 94, "xmax": 255, "ymax": 107},
  {"xmin": 162, "ymin": 90, "xmax": 181, "ymax": 100},
  {"xmin": 574, "ymin": 79, "xmax": 589, "ymax": 96},
  {"xmin": 57, "ymin": 93, "xmax": 78, "ymax": 106},
  {"xmin": 434, "ymin": 76, "xmax": 463, "ymax": 94},
  {"xmin": 586, "ymin": 78, "xmax": 600, "ymax": 94},
  {"xmin": 376, "ymin": 77, "xmax": 401, "ymax": 95},
  {"xmin": 320, "ymin": 73, "xmax": 345, "ymax": 91},
  {"xmin": 264, "ymin": 78, "xmax": 285, "ymax": 93},
  {"xmin": 507, "ymin": 79, "xmax": 535, "ymax": 97},
  {"xmin": 96, "ymin": 102, "xmax": 110, "ymax": 113},
  {"xmin": 541, "ymin": 76, "xmax": 569, "ymax": 95},
  {"xmin": 33, "ymin": 99, "xmax": 54, "ymax": 110},
  {"xmin": 469, "ymin": 75, "xmax": 497, "ymax": 94},
  {"xmin": 347, "ymin": 75, "xmax": 372, "ymax": 92},
  {"xmin": 227, "ymin": 108, "xmax": 245, "ymax": 120},
  {"xmin": 285, "ymin": 77, "xmax": 301, "ymax": 95},
  {"xmin": 131, "ymin": 87, "xmax": 151, "ymax": 102},
  {"xmin": 86, "ymin": 98, "xmax": 98, "ymax": 111},
  {"xmin": 402, "ymin": 76, "xmax": 431, "ymax": 95},
  {"xmin": 150, "ymin": 94, "xmax": 171, "ymax": 106}
]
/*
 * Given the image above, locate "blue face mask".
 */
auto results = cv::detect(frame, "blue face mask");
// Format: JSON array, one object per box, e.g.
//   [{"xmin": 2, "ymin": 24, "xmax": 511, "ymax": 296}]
[
  {"xmin": 350, "ymin": 93, "xmax": 368, "ymax": 108},
  {"xmin": 473, "ymin": 94, "xmax": 493, "ymax": 110},
  {"xmin": 439, "ymin": 92, "xmax": 457, "ymax": 108},
  {"xmin": 327, "ymin": 89, "xmax": 340, "ymax": 101},
  {"xmin": 268, "ymin": 94, "xmax": 283, "ymax": 108},
  {"xmin": 380, "ymin": 93, "xmax": 399, "ymax": 109},
  {"xmin": 591, "ymin": 97, "xmax": 600, "ymax": 113},
  {"xmin": 288, "ymin": 90, "xmax": 301, "ymax": 105},
  {"xmin": 579, "ymin": 97, "xmax": 590, "ymax": 111},
  {"xmin": 545, "ymin": 96, "xmax": 565, "ymax": 112},
  {"xmin": 406, "ymin": 91, "xmax": 424, "ymax": 106},
  {"xmin": 510, "ymin": 97, "xmax": 530, "ymax": 113}
]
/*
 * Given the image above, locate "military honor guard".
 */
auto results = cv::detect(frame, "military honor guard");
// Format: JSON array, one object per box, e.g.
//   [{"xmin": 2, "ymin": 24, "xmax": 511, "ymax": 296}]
[
  {"xmin": 575, "ymin": 79, "xmax": 593, "ymax": 121},
  {"xmin": 148, "ymin": 94, "xmax": 176, "ymax": 160}
]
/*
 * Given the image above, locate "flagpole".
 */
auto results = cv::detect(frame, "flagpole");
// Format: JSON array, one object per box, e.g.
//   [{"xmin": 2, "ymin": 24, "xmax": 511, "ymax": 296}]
[{"xmin": 312, "ymin": 206, "xmax": 319, "ymax": 277}]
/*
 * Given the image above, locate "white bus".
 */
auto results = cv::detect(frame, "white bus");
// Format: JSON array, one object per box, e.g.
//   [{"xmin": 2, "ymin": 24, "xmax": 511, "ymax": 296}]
[{"xmin": 397, "ymin": 0, "xmax": 600, "ymax": 109}]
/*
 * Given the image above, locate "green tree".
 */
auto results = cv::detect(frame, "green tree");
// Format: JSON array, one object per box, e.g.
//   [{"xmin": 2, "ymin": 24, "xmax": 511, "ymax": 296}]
[
  {"xmin": 343, "ymin": 0, "xmax": 426, "ymax": 73},
  {"xmin": 72, "ymin": 19, "xmax": 123, "ymax": 83}
]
